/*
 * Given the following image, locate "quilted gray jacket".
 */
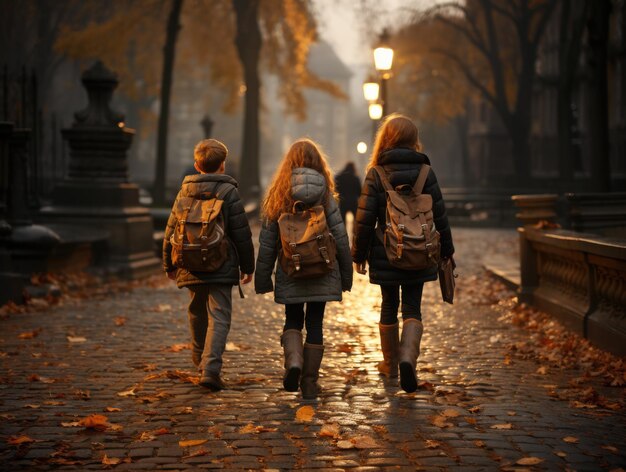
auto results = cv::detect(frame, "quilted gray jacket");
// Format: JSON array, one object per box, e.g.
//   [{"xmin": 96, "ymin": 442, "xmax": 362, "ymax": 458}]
[{"xmin": 255, "ymin": 167, "xmax": 353, "ymax": 304}]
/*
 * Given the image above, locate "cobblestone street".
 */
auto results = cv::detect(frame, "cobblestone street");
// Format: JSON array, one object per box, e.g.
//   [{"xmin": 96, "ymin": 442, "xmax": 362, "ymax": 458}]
[{"xmin": 1, "ymin": 227, "xmax": 625, "ymax": 471}]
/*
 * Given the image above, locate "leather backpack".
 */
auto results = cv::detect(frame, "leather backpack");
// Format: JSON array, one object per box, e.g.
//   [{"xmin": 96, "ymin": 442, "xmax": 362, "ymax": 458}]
[
  {"xmin": 374, "ymin": 165, "xmax": 440, "ymax": 270},
  {"xmin": 170, "ymin": 185, "xmax": 233, "ymax": 272},
  {"xmin": 277, "ymin": 202, "xmax": 337, "ymax": 279}
]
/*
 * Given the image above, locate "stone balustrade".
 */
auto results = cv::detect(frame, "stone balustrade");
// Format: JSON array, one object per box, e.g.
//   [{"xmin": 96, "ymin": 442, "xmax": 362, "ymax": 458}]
[{"xmin": 518, "ymin": 226, "xmax": 626, "ymax": 356}]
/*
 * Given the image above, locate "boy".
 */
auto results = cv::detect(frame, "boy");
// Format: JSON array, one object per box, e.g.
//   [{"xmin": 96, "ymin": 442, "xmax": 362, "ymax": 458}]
[{"xmin": 163, "ymin": 139, "xmax": 254, "ymax": 391}]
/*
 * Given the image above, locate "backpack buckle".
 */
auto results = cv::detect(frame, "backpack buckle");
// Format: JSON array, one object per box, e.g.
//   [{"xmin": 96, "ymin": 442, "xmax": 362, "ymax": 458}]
[
  {"xmin": 201, "ymin": 248, "xmax": 208, "ymax": 263},
  {"xmin": 292, "ymin": 254, "xmax": 301, "ymax": 271},
  {"xmin": 396, "ymin": 243, "xmax": 404, "ymax": 259},
  {"xmin": 421, "ymin": 223, "xmax": 428, "ymax": 230},
  {"xmin": 289, "ymin": 242, "xmax": 297, "ymax": 249},
  {"xmin": 319, "ymin": 246, "xmax": 330, "ymax": 264}
]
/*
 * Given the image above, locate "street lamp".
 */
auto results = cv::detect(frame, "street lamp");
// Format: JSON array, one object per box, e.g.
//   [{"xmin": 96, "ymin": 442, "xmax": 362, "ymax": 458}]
[
  {"xmin": 362, "ymin": 78, "xmax": 380, "ymax": 102},
  {"xmin": 373, "ymin": 29, "xmax": 394, "ymax": 117},
  {"xmin": 368, "ymin": 103, "xmax": 383, "ymax": 120}
]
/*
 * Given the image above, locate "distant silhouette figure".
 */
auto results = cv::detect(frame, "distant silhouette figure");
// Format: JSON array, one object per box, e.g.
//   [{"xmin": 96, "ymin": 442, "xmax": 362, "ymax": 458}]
[{"xmin": 335, "ymin": 162, "xmax": 361, "ymax": 222}]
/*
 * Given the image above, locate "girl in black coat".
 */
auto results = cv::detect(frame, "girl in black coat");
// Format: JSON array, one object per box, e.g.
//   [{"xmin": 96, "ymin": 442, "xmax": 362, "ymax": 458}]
[{"xmin": 351, "ymin": 114, "xmax": 455, "ymax": 393}]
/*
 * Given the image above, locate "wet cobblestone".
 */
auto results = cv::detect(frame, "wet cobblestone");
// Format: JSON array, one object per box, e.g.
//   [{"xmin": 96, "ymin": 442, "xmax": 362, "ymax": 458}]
[{"xmin": 0, "ymin": 227, "xmax": 625, "ymax": 470}]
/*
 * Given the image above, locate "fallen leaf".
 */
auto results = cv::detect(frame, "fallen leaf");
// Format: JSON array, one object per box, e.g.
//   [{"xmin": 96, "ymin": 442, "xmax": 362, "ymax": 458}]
[
  {"xmin": 371, "ymin": 425, "xmax": 387, "ymax": 435},
  {"xmin": 536, "ymin": 366, "xmax": 548, "ymax": 375},
  {"xmin": 184, "ymin": 447, "xmax": 208, "ymax": 458},
  {"xmin": 441, "ymin": 408, "xmax": 461, "ymax": 417},
  {"xmin": 425, "ymin": 439, "xmax": 441, "ymax": 449},
  {"xmin": 165, "ymin": 343, "xmax": 190, "ymax": 352},
  {"xmin": 117, "ymin": 387, "xmax": 138, "ymax": 397},
  {"xmin": 18, "ymin": 329, "xmax": 41, "ymax": 339},
  {"xmin": 79, "ymin": 414, "xmax": 109, "ymax": 431},
  {"xmin": 225, "ymin": 341, "xmax": 240, "ymax": 351},
  {"xmin": 474, "ymin": 440, "xmax": 486, "ymax": 448},
  {"xmin": 337, "ymin": 440, "xmax": 354, "ymax": 449},
  {"xmin": 295, "ymin": 405, "xmax": 314, "ymax": 422},
  {"xmin": 516, "ymin": 457, "xmax": 543, "ymax": 465},
  {"xmin": 67, "ymin": 336, "xmax": 87, "ymax": 343},
  {"xmin": 336, "ymin": 343, "xmax": 354, "ymax": 353},
  {"xmin": 114, "ymin": 316, "xmax": 127, "ymax": 326},
  {"xmin": 468, "ymin": 406, "xmax": 482, "ymax": 413},
  {"xmin": 507, "ymin": 411, "xmax": 517, "ymax": 416},
  {"xmin": 555, "ymin": 451, "xmax": 567, "ymax": 457},
  {"xmin": 430, "ymin": 415, "xmax": 452, "ymax": 428},
  {"xmin": 490, "ymin": 423, "xmax": 513, "ymax": 430},
  {"xmin": 28, "ymin": 374, "xmax": 40, "ymax": 382},
  {"xmin": 154, "ymin": 304, "xmax": 172, "ymax": 312},
  {"xmin": 351, "ymin": 435, "xmax": 378, "ymax": 449},
  {"xmin": 238, "ymin": 424, "xmax": 277, "ymax": 434},
  {"xmin": 61, "ymin": 421, "xmax": 81, "ymax": 427},
  {"xmin": 101, "ymin": 454, "xmax": 122, "ymax": 465},
  {"xmin": 179, "ymin": 439, "xmax": 208, "ymax": 447},
  {"xmin": 318, "ymin": 423, "xmax": 341, "ymax": 439},
  {"xmin": 602, "ymin": 445, "xmax": 618, "ymax": 454},
  {"xmin": 43, "ymin": 401, "xmax": 65, "ymax": 406},
  {"xmin": 464, "ymin": 416, "xmax": 477, "ymax": 425},
  {"xmin": 7, "ymin": 435, "xmax": 35, "ymax": 445},
  {"xmin": 25, "ymin": 404, "xmax": 40, "ymax": 409},
  {"xmin": 104, "ymin": 407, "xmax": 121, "ymax": 412},
  {"xmin": 563, "ymin": 436, "xmax": 579, "ymax": 444}
]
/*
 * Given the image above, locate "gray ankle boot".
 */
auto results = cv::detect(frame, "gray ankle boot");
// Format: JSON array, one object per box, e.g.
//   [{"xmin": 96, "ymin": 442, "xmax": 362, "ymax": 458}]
[
  {"xmin": 281, "ymin": 329, "xmax": 303, "ymax": 392},
  {"xmin": 398, "ymin": 319, "xmax": 423, "ymax": 393},
  {"xmin": 300, "ymin": 343, "xmax": 324, "ymax": 399}
]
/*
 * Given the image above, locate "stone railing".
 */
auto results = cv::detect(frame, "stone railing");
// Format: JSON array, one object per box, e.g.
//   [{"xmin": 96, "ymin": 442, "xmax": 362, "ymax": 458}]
[{"xmin": 518, "ymin": 226, "xmax": 626, "ymax": 356}]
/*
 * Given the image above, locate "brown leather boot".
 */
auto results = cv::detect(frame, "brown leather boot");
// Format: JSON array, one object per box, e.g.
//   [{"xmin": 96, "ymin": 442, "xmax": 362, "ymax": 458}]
[
  {"xmin": 300, "ymin": 343, "xmax": 324, "ymax": 399},
  {"xmin": 281, "ymin": 329, "xmax": 303, "ymax": 392},
  {"xmin": 398, "ymin": 319, "xmax": 423, "ymax": 393},
  {"xmin": 377, "ymin": 322, "xmax": 399, "ymax": 378}
]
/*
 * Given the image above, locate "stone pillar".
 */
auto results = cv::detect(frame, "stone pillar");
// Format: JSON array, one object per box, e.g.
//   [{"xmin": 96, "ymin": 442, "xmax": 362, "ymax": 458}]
[
  {"xmin": 511, "ymin": 194, "xmax": 558, "ymax": 226},
  {"xmin": 39, "ymin": 61, "xmax": 160, "ymax": 278},
  {"xmin": 0, "ymin": 122, "xmax": 24, "ymax": 304}
]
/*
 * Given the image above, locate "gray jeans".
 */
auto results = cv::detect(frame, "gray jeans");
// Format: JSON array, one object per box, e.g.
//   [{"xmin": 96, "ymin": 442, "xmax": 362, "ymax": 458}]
[{"xmin": 187, "ymin": 284, "xmax": 232, "ymax": 375}]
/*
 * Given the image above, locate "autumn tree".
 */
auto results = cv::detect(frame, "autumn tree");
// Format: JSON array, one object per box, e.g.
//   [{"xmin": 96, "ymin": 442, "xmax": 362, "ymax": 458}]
[
  {"xmin": 424, "ymin": 0, "xmax": 558, "ymax": 182},
  {"xmin": 391, "ymin": 18, "xmax": 477, "ymax": 184},
  {"xmin": 56, "ymin": 0, "xmax": 344, "ymax": 203}
]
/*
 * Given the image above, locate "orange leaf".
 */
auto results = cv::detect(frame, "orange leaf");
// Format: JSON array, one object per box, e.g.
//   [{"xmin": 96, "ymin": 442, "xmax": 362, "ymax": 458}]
[
  {"xmin": 79, "ymin": 414, "xmax": 109, "ymax": 431},
  {"xmin": 101, "ymin": 454, "xmax": 122, "ymax": 465},
  {"xmin": 516, "ymin": 457, "xmax": 543, "ymax": 465},
  {"xmin": 318, "ymin": 423, "xmax": 340, "ymax": 439},
  {"xmin": 18, "ymin": 329, "xmax": 41, "ymax": 339},
  {"xmin": 351, "ymin": 435, "xmax": 378, "ymax": 449},
  {"xmin": 7, "ymin": 435, "xmax": 35, "ymax": 445},
  {"xmin": 490, "ymin": 423, "xmax": 513, "ymax": 430},
  {"xmin": 104, "ymin": 407, "xmax": 121, "ymax": 412},
  {"xmin": 114, "ymin": 316, "xmax": 127, "ymax": 326},
  {"xmin": 563, "ymin": 436, "xmax": 579, "ymax": 443},
  {"xmin": 179, "ymin": 439, "xmax": 208, "ymax": 447},
  {"xmin": 425, "ymin": 439, "xmax": 441, "ymax": 449},
  {"xmin": 295, "ymin": 406, "xmax": 314, "ymax": 422}
]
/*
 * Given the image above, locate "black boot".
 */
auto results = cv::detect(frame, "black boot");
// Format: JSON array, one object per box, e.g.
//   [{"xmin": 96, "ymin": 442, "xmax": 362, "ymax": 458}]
[
  {"xmin": 281, "ymin": 329, "xmax": 303, "ymax": 391},
  {"xmin": 300, "ymin": 343, "xmax": 324, "ymax": 399},
  {"xmin": 398, "ymin": 319, "xmax": 423, "ymax": 393}
]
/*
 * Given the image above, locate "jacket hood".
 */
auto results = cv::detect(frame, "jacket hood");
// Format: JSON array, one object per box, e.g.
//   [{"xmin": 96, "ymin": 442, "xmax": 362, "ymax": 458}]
[
  {"xmin": 378, "ymin": 148, "xmax": 431, "ymax": 166},
  {"xmin": 182, "ymin": 173, "xmax": 238, "ymax": 186},
  {"xmin": 291, "ymin": 167, "xmax": 326, "ymax": 205},
  {"xmin": 180, "ymin": 173, "xmax": 238, "ymax": 198}
]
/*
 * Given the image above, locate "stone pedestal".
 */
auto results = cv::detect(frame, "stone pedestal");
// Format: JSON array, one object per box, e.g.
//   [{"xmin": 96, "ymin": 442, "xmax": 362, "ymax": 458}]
[
  {"xmin": 565, "ymin": 192, "xmax": 626, "ymax": 237},
  {"xmin": 511, "ymin": 194, "xmax": 558, "ymax": 226},
  {"xmin": 39, "ymin": 62, "xmax": 159, "ymax": 279}
]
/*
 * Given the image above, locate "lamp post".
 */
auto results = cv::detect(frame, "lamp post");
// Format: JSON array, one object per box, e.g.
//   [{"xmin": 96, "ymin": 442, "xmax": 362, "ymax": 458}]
[{"xmin": 373, "ymin": 29, "xmax": 394, "ymax": 117}]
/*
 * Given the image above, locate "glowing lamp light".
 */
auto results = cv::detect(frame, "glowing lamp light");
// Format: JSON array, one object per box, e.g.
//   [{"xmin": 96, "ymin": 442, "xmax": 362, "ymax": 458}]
[
  {"xmin": 357, "ymin": 142, "xmax": 368, "ymax": 154},
  {"xmin": 368, "ymin": 103, "xmax": 383, "ymax": 120},
  {"xmin": 362, "ymin": 81, "xmax": 380, "ymax": 102},
  {"xmin": 374, "ymin": 46, "xmax": 394, "ymax": 71}
]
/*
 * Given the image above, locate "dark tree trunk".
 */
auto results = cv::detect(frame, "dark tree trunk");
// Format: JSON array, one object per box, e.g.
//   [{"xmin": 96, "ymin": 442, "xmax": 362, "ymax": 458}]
[
  {"xmin": 233, "ymin": 0, "xmax": 262, "ymax": 201},
  {"xmin": 153, "ymin": 0, "xmax": 184, "ymax": 206},
  {"xmin": 587, "ymin": 0, "xmax": 611, "ymax": 191},
  {"xmin": 453, "ymin": 113, "xmax": 471, "ymax": 186},
  {"xmin": 557, "ymin": 0, "xmax": 589, "ymax": 185}
]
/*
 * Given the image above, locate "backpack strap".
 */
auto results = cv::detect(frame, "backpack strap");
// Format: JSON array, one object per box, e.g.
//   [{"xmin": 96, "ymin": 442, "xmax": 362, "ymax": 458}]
[
  {"xmin": 413, "ymin": 164, "xmax": 431, "ymax": 195},
  {"xmin": 373, "ymin": 166, "xmax": 394, "ymax": 192}
]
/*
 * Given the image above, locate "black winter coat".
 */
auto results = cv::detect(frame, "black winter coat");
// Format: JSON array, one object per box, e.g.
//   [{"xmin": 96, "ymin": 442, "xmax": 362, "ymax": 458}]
[
  {"xmin": 162, "ymin": 174, "xmax": 255, "ymax": 288},
  {"xmin": 351, "ymin": 148, "xmax": 454, "ymax": 285},
  {"xmin": 335, "ymin": 170, "xmax": 361, "ymax": 213}
]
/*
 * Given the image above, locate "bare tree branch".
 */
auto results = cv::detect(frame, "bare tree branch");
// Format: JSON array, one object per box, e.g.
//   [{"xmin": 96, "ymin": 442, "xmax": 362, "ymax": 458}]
[{"xmin": 478, "ymin": 0, "xmax": 509, "ymax": 114}]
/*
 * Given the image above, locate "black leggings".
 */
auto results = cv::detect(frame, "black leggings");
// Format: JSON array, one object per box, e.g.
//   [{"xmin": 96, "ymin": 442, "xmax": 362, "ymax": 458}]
[
  {"xmin": 380, "ymin": 284, "xmax": 423, "ymax": 325},
  {"xmin": 284, "ymin": 302, "xmax": 326, "ymax": 345}
]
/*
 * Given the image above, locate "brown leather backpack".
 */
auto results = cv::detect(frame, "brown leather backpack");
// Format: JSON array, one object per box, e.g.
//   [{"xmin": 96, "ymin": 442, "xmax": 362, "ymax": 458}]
[
  {"xmin": 374, "ymin": 165, "xmax": 440, "ymax": 270},
  {"xmin": 277, "ymin": 202, "xmax": 337, "ymax": 279},
  {"xmin": 170, "ymin": 186, "xmax": 233, "ymax": 272}
]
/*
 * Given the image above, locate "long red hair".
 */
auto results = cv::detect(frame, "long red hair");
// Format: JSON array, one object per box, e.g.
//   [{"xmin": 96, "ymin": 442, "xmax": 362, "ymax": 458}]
[
  {"xmin": 261, "ymin": 138, "xmax": 337, "ymax": 221},
  {"xmin": 368, "ymin": 113, "xmax": 423, "ymax": 170}
]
